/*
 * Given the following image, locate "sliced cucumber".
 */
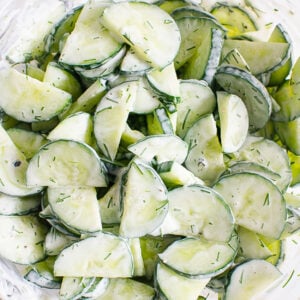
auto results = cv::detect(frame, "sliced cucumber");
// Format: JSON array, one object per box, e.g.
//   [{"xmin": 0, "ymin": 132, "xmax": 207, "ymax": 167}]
[
  {"xmin": 221, "ymin": 39, "xmax": 290, "ymax": 76},
  {"xmin": 181, "ymin": 28, "xmax": 224, "ymax": 85},
  {"xmin": 7, "ymin": 128, "xmax": 48, "ymax": 159},
  {"xmin": 43, "ymin": 62, "xmax": 82, "ymax": 99},
  {"xmin": 155, "ymin": 262, "xmax": 209, "ymax": 300},
  {"xmin": 215, "ymin": 65, "xmax": 272, "ymax": 131},
  {"xmin": 234, "ymin": 135, "xmax": 292, "ymax": 192},
  {"xmin": 146, "ymin": 62, "xmax": 180, "ymax": 103},
  {"xmin": 163, "ymin": 184, "xmax": 234, "ymax": 242},
  {"xmin": 44, "ymin": 227, "xmax": 77, "ymax": 256},
  {"xmin": 94, "ymin": 80, "xmax": 138, "ymax": 161},
  {"xmin": 172, "ymin": 6, "xmax": 216, "ymax": 20},
  {"xmin": 275, "ymin": 117, "xmax": 300, "ymax": 155},
  {"xmin": 44, "ymin": 5, "xmax": 82, "ymax": 56},
  {"xmin": 96, "ymin": 278, "xmax": 155, "ymax": 300},
  {"xmin": 214, "ymin": 172, "xmax": 286, "ymax": 239},
  {"xmin": 0, "ymin": 215, "xmax": 47, "ymax": 264},
  {"xmin": 224, "ymin": 259, "xmax": 282, "ymax": 300},
  {"xmin": 59, "ymin": 276, "xmax": 96, "ymax": 300},
  {"xmin": 176, "ymin": 79, "xmax": 216, "ymax": 138},
  {"xmin": 210, "ymin": 4, "xmax": 257, "ymax": 37},
  {"xmin": 221, "ymin": 48, "xmax": 251, "ymax": 71},
  {"xmin": 48, "ymin": 112, "xmax": 93, "ymax": 145},
  {"xmin": 0, "ymin": 68, "xmax": 72, "ymax": 122},
  {"xmin": 184, "ymin": 114, "xmax": 225, "ymax": 185},
  {"xmin": 128, "ymin": 134, "xmax": 188, "ymax": 164},
  {"xmin": 100, "ymin": 2, "xmax": 181, "ymax": 68},
  {"xmin": 217, "ymin": 91, "xmax": 249, "ymax": 153},
  {"xmin": 174, "ymin": 16, "xmax": 224, "ymax": 69},
  {"xmin": 147, "ymin": 107, "xmax": 175, "ymax": 135},
  {"xmin": 47, "ymin": 186, "xmax": 102, "ymax": 233},
  {"xmin": 26, "ymin": 139, "xmax": 108, "ymax": 187},
  {"xmin": 0, "ymin": 193, "xmax": 40, "ymax": 216},
  {"xmin": 120, "ymin": 47, "xmax": 151, "ymax": 75},
  {"xmin": 159, "ymin": 233, "xmax": 238, "ymax": 278},
  {"xmin": 59, "ymin": 1, "xmax": 122, "ymax": 67},
  {"xmin": 119, "ymin": 159, "xmax": 168, "ymax": 237},
  {"xmin": 0, "ymin": 125, "xmax": 42, "ymax": 196},
  {"xmin": 157, "ymin": 161, "xmax": 204, "ymax": 188},
  {"xmin": 60, "ymin": 79, "xmax": 107, "ymax": 119},
  {"xmin": 54, "ymin": 231, "xmax": 133, "ymax": 277}
]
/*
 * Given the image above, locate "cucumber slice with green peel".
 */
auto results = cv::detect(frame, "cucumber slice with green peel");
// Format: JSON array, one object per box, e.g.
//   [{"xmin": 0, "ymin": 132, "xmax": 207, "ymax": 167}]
[
  {"xmin": 157, "ymin": 161, "xmax": 204, "ymax": 188},
  {"xmin": 60, "ymin": 79, "xmax": 107, "ymax": 119},
  {"xmin": 233, "ymin": 135, "xmax": 292, "ymax": 192},
  {"xmin": 146, "ymin": 62, "xmax": 180, "ymax": 103},
  {"xmin": 128, "ymin": 238, "xmax": 145, "ymax": 277},
  {"xmin": 221, "ymin": 39, "xmax": 290, "ymax": 76},
  {"xmin": 94, "ymin": 80, "xmax": 138, "ymax": 161},
  {"xmin": 26, "ymin": 139, "xmax": 108, "ymax": 187},
  {"xmin": 221, "ymin": 48, "xmax": 251, "ymax": 71},
  {"xmin": 210, "ymin": 4, "xmax": 257, "ymax": 38},
  {"xmin": 217, "ymin": 91, "xmax": 249, "ymax": 153},
  {"xmin": 119, "ymin": 159, "xmax": 168, "ymax": 238},
  {"xmin": 159, "ymin": 233, "xmax": 238, "ymax": 278},
  {"xmin": 59, "ymin": 277, "xmax": 97, "ymax": 300},
  {"xmin": 268, "ymin": 23, "xmax": 293, "ymax": 87},
  {"xmin": 44, "ymin": 227, "xmax": 77, "ymax": 256},
  {"xmin": 176, "ymin": 79, "xmax": 216, "ymax": 138},
  {"xmin": 48, "ymin": 112, "xmax": 93, "ymax": 145},
  {"xmin": 120, "ymin": 48, "xmax": 151, "ymax": 75},
  {"xmin": 224, "ymin": 260, "xmax": 282, "ymax": 300},
  {"xmin": 59, "ymin": 1, "xmax": 123, "ymax": 67},
  {"xmin": 44, "ymin": 5, "xmax": 83, "ymax": 55},
  {"xmin": 0, "ymin": 215, "xmax": 48, "ymax": 264},
  {"xmin": 215, "ymin": 66, "xmax": 272, "ymax": 131},
  {"xmin": 237, "ymin": 226, "xmax": 273, "ymax": 260},
  {"xmin": 95, "ymin": 278, "xmax": 155, "ymax": 300},
  {"xmin": 184, "ymin": 114, "xmax": 225, "ymax": 185},
  {"xmin": 128, "ymin": 134, "xmax": 188, "ymax": 164},
  {"xmin": 181, "ymin": 28, "xmax": 224, "ymax": 84},
  {"xmin": 83, "ymin": 277, "xmax": 110, "ymax": 299},
  {"xmin": 275, "ymin": 117, "xmax": 300, "ymax": 155},
  {"xmin": 155, "ymin": 262, "xmax": 210, "ymax": 300},
  {"xmin": 147, "ymin": 107, "xmax": 175, "ymax": 135},
  {"xmin": 47, "ymin": 186, "xmax": 102, "ymax": 233},
  {"xmin": 54, "ymin": 231, "xmax": 133, "ymax": 277},
  {"xmin": 7, "ymin": 128, "xmax": 48, "ymax": 159},
  {"xmin": 159, "ymin": 0, "xmax": 187, "ymax": 14},
  {"xmin": 272, "ymin": 57, "xmax": 300, "ymax": 121},
  {"xmin": 24, "ymin": 256, "xmax": 61, "ymax": 290},
  {"xmin": 100, "ymin": 2, "xmax": 181, "ymax": 68},
  {"xmin": 43, "ymin": 62, "xmax": 82, "ymax": 99},
  {"xmin": 288, "ymin": 151, "xmax": 300, "ymax": 186},
  {"xmin": 75, "ymin": 46, "xmax": 127, "ymax": 79},
  {"xmin": 163, "ymin": 185, "xmax": 234, "ymax": 242},
  {"xmin": 214, "ymin": 172, "xmax": 286, "ymax": 239},
  {"xmin": 172, "ymin": 6, "xmax": 216, "ymax": 20},
  {"xmin": 225, "ymin": 161, "xmax": 281, "ymax": 187},
  {"xmin": 0, "ymin": 68, "xmax": 72, "ymax": 123},
  {"xmin": 174, "ymin": 16, "xmax": 225, "ymax": 69},
  {"xmin": 0, "ymin": 193, "xmax": 41, "ymax": 216},
  {"xmin": 0, "ymin": 125, "xmax": 43, "ymax": 197},
  {"xmin": 133, "ymin": 77, "xmax": 160, "ymax": 114}
]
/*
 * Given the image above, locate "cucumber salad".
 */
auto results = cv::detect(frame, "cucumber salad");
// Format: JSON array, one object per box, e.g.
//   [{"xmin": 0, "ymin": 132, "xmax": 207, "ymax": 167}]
[{"xmin": 0, "ymin": 0, "xmax": 300, "ymax": 299}]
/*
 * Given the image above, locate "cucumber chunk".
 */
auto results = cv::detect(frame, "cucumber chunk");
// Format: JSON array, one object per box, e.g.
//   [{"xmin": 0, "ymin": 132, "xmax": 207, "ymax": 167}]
[
  {"xmin": 54, "ymin": 231, "xmax": 133, "ymax": 277},
  {"xmin": 100, "ymin": 2, "xmax": 181, "ymax": 68},
  {"xmin": 27, "ymin": 140, "xmax": 108, "ymax": 187},
  {"xmin": 0, "ymin": 68, "xmax": 72, "ymax": 123},
  {"xmin": 214, "ymin": 172, "xmax": 286, "ymax": 239}
]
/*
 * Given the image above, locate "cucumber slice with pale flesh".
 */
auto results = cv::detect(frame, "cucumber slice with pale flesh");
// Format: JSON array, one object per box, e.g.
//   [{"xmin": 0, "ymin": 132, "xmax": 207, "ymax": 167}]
[
  {"xmin": 215, "ymin": 66, "xmax": 272, "ymax": 131},
  {"xmin": 214, "ymin": 172, "xmax": 286, "ymax": 239},
  {"xmin": 0, "ymin": 68, "xmax": 72, "ymax": 122},
  {"xmin": 119, "ymin": 159, "xmax": 168, "ymax": 238},
  {"xmin": 217, "ymin": 91, "xmax": 249, "ymax": 153},
  {"xmin": 100, "ymin": 2, "xmax": 181, "ymax": 68},
  {"xmin": 26, "ymin": 140, "xmax": 108, "ymax": 187},
  {"xmin": 54, "ymin": 231, "xmax": 133, "ymax": 277}
]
